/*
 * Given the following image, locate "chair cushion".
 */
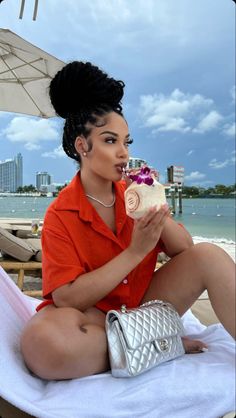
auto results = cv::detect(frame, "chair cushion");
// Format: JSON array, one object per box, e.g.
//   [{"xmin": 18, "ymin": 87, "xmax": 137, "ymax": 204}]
[
  {"xmin": 24, "ymin": 238, "xmax": 42, "ymax": 262},
  {"xmin": 0, "ymin": 227, "xmax": 35, "ymax": 262}
]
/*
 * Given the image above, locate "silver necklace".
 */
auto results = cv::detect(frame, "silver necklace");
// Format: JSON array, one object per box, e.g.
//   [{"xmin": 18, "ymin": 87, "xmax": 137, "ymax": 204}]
[{"xmin": 86, "ymin": 192, "xmax": 116, "ymax": 208}]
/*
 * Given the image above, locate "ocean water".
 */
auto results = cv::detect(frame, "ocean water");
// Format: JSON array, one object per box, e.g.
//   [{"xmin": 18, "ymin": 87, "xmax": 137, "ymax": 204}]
[
  {"xmin": 0, "ymin": 196, "xmax": 235, "ymax": 244},
  {"xmin": 168, "ymin": 198, "xmax": 235, "ymax": 243}
]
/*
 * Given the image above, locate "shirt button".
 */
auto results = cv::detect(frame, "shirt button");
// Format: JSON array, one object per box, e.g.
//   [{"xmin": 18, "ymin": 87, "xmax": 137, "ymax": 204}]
[{"xmin": 123, "ymin": 279, "xmax": 128, "ymax": 284}]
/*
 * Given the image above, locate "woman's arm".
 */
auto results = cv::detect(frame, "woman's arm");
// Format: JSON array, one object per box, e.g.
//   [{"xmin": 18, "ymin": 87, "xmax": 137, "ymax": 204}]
[
  {"xmin": 160, "ymin": 216, "xmax": 194, "ymax": 258},
  {"xmin": 53, "ymin": 246, "xmax": 142, "ymax": 311},
  {"xmin": 53, "ymin": 205, "xmax": 170, "ymax": 311}
]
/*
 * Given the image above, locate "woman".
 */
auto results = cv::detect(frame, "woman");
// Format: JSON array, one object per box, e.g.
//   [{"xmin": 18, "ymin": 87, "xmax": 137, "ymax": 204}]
[{"xmin": 20, "ymin": 61, "xmax": 235, "ymax": 380}]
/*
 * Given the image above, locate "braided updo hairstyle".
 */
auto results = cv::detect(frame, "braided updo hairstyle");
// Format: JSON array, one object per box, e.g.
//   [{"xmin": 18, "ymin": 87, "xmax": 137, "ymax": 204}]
[{"xmin": 49, "ymin": 61, "xmax": 125, "ymax": 162}]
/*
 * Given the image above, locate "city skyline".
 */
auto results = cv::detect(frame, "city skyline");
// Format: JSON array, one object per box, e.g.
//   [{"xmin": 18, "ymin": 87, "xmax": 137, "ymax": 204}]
[
  {"xmin": 0, "ymin": 1, "xmax": 235, "ymax": 187},
  {"xmin": 0, "ymin": 152, "xmax": 234, "ymax": 192}
]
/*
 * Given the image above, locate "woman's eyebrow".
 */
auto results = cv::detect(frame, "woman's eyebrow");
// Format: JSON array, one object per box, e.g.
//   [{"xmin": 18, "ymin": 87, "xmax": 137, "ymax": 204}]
[{"xmin": 99, "ymin": 130, "xmax": 130, "ymax": 138}]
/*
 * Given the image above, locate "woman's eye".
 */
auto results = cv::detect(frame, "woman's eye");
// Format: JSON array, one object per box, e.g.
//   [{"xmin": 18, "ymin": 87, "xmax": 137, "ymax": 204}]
[
  {"xmin": 105, "ymin": 138, "xmax": 116, "ymax": 144},
  {"xmin": 125, "ymin": 138, "xmax": 134, "ymax": 147}
]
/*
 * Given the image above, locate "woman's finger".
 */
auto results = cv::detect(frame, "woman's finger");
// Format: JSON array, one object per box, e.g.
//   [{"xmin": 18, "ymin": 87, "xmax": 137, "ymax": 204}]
[
  {"xmin": 136, "ymin": 206, "xmax": 159, "ymax": 227},
  {"xmin": 142, "ymin": 204, "xmax": 169, "ymax": 230}
]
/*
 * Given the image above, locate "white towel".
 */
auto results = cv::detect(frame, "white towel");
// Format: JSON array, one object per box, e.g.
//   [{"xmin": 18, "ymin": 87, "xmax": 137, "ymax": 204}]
[{"xmin": 0, "ymin": 266, "xmax": 235, "ymax": 418}]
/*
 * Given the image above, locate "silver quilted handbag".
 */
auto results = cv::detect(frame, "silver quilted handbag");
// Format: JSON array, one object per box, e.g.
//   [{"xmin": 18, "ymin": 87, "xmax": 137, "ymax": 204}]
[{"xmin": 106, "ymin": 300, "xmax": 185, "ymax": 378}]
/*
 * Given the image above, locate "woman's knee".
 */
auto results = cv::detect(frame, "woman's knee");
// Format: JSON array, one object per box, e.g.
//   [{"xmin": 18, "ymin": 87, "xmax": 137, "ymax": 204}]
[
  {"xmin": 20, "ymin": 307, "xmax": 107, "ymax": 380},
  {"xmin": 186, "ymin": 242, "xmax": 223, "ymax": 264},
  {"xmin": 185, "ymin": 242, "xmax": 234, "ymax": 285},
  {"xmin": 20, "ymin": 316, "xmax": 67, "ymax": 378}
]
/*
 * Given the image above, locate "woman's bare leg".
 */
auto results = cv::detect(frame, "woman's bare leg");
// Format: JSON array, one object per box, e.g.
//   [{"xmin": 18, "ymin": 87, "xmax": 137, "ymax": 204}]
[
  {"xmin": 20, "ymin": 306, "xmax": 108, "ymax": 380},
  {"xmin": 142, "ymin": 243, "xmax": 235, "ymax": 339}
]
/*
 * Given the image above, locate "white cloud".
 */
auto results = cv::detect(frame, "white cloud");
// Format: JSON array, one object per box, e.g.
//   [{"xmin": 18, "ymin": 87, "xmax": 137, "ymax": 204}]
[
  {"xmin": 184, "ymin": 171, "xmax": 206, "ymax": 181},
  {"xmin": 223, "ymin": 122, "xmax": 236, "ymax": 137},
  {"xmin": 25, "ymin": 143, "xmax": 41, "ymax": 151},
  {"xmin": 187, "ymin": 150, "xmax": 194, "ymax": 156},
  {"xmin": 184, "ymin": 172, "xmax": 214, "ymax": 187},
  {"xmin": 209, "ymin": 153, "xmax": 235, "ymax": 170},
  {"xmin": 193, "ymin": 111, "xmax": 223, "ymax": 134},
  {"xmin": 209, "ymin": 159, "xmax": 229, "ymax": 169},
  {"xmin": 42, "ymin": 145, "xmax": 65, "ymax": 159},
  {"xmin": 139, "ymin": 89, "xmax": 219, "ymax": 133},
  {"xmin": 40, "ymin": 0, "xmax": 233, "ymax": 73},
  {"xmin": 1, "ymin": 117, "xmax": 59, "ymax": 150},
  {"xmin": 191, "ymin": 180, "xmax": 214, "ymax": 187},
  {"xmin": 230, "ymin": 85, "xmax": 235, "ymax": 102}
]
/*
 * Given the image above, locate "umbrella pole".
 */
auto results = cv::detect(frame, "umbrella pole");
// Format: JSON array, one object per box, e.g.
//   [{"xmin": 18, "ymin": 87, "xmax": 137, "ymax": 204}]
[
  {"xmin": 33, "ymin": 0, "xmax": 39, "ymax": 20},
  {"xmin": 19, "ymin": 0, "xmax": 39, "ymax": 20},
  {"xmin": 19, "ymin": 0, "xmax": 25, "ymax": 19}
]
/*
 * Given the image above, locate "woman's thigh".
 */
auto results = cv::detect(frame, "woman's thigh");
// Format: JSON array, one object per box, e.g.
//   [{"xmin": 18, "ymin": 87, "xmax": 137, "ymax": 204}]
[{"xmin": 142, "ymin": 244, "xmax": 207, "ymax": 316}]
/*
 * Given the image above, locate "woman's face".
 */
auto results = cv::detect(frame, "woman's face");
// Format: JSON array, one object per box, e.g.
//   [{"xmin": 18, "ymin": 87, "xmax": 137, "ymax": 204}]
[{"xmin": 79, "ymin": 112, "xmax": 131, "ymax": 182}]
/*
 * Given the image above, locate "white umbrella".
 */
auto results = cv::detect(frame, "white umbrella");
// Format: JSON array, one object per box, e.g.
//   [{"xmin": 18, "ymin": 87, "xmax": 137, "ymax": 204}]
[{"xmin": 0, "ymin": 28, "xmax": 65, "ymax": 118}]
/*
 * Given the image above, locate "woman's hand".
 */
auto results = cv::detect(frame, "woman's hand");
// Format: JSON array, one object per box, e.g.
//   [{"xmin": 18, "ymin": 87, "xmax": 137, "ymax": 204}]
[{"xmin": 128, "ymin": 204, "xmax": 170, "ymax": 260}]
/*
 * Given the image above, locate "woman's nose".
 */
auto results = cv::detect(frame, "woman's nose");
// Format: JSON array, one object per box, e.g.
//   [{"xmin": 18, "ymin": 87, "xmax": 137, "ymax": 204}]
[{"xmin": 117, "ymin": 143, "xmax": 128, "ymax": 157}]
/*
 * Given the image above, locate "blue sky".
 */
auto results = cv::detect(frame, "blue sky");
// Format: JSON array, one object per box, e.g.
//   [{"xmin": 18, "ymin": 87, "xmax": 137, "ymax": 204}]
[{"xmin": 0, "ymin": 0, "xmax": 235, "ymax": 187}]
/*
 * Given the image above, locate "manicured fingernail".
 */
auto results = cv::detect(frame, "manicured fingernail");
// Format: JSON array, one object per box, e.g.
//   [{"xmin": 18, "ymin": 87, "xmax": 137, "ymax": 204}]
[{"xmin": 201, "ymin": 347, "xmax": 208, "ymax": 352}]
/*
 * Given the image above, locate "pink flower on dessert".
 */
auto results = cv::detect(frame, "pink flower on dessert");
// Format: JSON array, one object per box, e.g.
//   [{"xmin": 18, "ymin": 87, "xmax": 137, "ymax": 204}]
[{"xmin": 128, "ymin": 166, "xmax": 154, "ymax": 186}]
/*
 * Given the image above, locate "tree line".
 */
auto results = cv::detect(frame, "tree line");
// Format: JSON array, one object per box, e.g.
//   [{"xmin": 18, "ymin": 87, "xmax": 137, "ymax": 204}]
[
  {"xmin": 16, "ymin": 183, "xmax": 235, "ymax": 197},
  {"xmin": 181, "ymin": 184, "xmax": 236, "ymax": 197}
]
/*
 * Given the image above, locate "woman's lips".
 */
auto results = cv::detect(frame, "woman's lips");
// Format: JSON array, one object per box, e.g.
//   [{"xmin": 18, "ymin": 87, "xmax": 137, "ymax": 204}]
[
  {"xmin": 116, "ymin": 166, "xmax": 123, "ymax": 173},
  {"xmin": 115, "ymin": 165, "xmax": 126, "ymax": 174}
]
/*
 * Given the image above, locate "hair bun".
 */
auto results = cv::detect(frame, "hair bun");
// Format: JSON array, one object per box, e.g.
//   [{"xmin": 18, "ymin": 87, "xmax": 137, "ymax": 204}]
[{"xmin": 49, "ymin": 61, "xmax": 124, "ymax": 119}]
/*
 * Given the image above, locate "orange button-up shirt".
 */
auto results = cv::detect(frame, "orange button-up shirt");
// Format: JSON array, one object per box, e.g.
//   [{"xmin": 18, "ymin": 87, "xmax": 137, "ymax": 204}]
[{"xmin": 40, "ymin": 172, "xmax": 164, "ymax": 313}]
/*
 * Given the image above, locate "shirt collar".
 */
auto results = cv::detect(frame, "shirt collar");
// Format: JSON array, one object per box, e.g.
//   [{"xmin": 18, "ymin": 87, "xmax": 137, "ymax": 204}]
[
  {"xmin": 54, "ymin": 172, "xmax": 127, "ymax": 227},
  {"xmin": 54, "ymin": 172, "xmax": 93, "ymax": 222}
]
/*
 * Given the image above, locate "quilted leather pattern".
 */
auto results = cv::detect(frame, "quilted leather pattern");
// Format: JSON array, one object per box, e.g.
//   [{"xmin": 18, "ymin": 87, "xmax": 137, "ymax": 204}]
[{"xmin": 106, "ymin": 300, "xmax": 185, "ymax": 378}]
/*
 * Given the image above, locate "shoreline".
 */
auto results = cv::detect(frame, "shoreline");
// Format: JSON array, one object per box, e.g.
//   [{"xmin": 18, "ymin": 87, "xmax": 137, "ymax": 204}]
[{"xmin": 0, "ymin": 217, "xmax": 235, "ymax": 261}]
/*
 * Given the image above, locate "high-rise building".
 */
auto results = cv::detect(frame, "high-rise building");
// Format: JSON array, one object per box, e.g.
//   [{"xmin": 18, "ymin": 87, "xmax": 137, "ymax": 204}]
[
  {"xmin": 0, "ymin": 153, "xmax": 23, "ymax": 192},
  {"xmin": 167, "ymin": 165, "xmax": 184, "ymax": 184},
  {"xmin": 36, "ymin": 172, "xmax": 52, "ymax": 191},
  {"xmin": 15, "ymin": 153, "xmax": 23, "ymax": 190},
  {"xmin": 127, "ymin": 157, "xmax": 147, "ymax": 169},
  {"xmin": 127, "ymin": 157, "xmax": 159, "ymax": 180}
]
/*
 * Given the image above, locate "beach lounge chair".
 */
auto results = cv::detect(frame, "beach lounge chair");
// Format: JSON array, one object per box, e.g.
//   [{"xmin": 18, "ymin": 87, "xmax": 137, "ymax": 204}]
[
  {"xmin": 0, "ymin": 224, "xmax": 42, "ymax": 297},
  {"xmin": 0, "ymin": 266, "xmax": 235, "ymax": 418},
  {"xmin": 0, "ymin": 221, "xmax": 235, "ymax": 417}
]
